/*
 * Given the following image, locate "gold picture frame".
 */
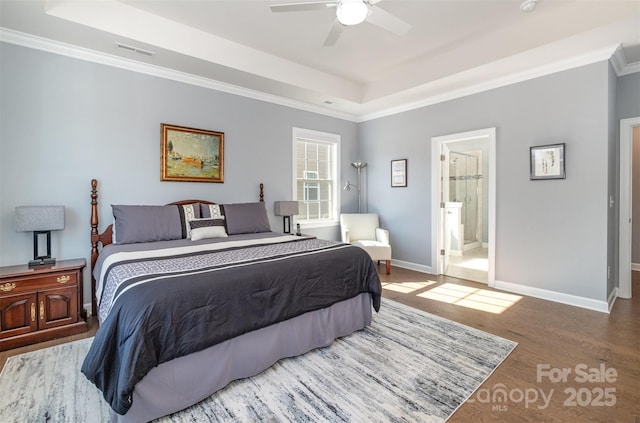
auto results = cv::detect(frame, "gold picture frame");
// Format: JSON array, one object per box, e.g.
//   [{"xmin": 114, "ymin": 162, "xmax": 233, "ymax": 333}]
[{"xmin": 161, "ymin": 123, "xmax": 224, "ymax": 183}]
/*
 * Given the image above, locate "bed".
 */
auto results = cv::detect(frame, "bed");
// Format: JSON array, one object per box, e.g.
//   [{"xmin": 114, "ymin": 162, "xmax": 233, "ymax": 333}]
[{"xmin": 81, "ymin": 179, "xmax": 382, "ymax": 422}]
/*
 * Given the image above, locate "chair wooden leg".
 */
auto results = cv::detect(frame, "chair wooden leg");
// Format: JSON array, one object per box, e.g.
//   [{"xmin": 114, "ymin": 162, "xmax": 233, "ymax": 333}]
[{"xmin": 386, "ymin": 260, "xmax": 391, "ymax": 274}]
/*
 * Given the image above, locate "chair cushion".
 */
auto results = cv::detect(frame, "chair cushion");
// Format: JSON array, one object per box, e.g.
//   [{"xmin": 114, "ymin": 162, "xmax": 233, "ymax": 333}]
[
  {"xmin": 352, "ymin": 240, "xmax": 391, "ymax": 261},
  {"xmin": 340, "ymin": 214, "xmax": 380, "ymax": 241}
]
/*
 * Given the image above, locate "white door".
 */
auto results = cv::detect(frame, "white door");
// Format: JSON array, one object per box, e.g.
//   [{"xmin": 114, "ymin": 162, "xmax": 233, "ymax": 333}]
[
  {"xmin": 444, "ymin": 202, "xmax": 463, "ymax": 265},
  {"xmin": 440, "ymin": 143, "xmax": 451, "ymax": 273},
  {"xmin": 619, "ymin": 117, "xmax": 639, "ymax": 298}
]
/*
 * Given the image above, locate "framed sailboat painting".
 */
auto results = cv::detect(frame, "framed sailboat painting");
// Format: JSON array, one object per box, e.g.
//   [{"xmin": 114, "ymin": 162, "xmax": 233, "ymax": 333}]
[{"xmin": 161, "ymin": 123, "xmax": 224, "ymax": 183}]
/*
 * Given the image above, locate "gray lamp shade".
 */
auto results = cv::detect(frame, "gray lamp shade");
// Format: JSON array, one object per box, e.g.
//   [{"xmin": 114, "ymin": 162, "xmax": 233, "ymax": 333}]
[
  {"xmin": 273, "ymin": 201, "xmax": 299, "ymax": 217},
  {"xmin": 15, "ymin": 206, "xmax": 65, "ymax": 232}
]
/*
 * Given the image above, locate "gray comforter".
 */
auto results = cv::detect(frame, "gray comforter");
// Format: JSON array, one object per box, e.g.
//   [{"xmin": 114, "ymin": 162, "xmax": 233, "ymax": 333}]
[{"xmin": 81, "ymin": 234, "xmax": 381, "ymax": 415}]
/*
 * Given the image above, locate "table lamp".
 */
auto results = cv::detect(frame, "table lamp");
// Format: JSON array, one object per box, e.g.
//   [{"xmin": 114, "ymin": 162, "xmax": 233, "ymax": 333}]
[
  {"xmin": 274, "ymin": 201, "xmax": 299, "ymax": 234},
  {"xmin": 15, "ymin": 206, "xmax": 65, "ymax": 267}
]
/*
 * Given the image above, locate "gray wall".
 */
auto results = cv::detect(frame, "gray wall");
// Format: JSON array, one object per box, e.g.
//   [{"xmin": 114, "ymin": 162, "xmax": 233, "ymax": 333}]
[
  {"xmin": 616, "ymin": 72, "xmax": 640, "ymax": 120},
  {"xmin": 360, "ymin": 62, "xmax": 612, "ymax": 302},
  {"xmin": 0, "ymin": 43, "xmax": 358, "ymax": 304},
  {"xmin": 616, "ymin": 72, "xmax": 640, "ymax": 264}
]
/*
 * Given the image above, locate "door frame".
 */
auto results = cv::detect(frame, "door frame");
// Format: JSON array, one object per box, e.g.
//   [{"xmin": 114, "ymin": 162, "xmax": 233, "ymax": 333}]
[
  {"xmin": 619, "ymin": 117, "xmax": 639, "ymax": 298},
  {"xmin": 431, "ymin": 127, "xmax": 496, "ymax": 286}
]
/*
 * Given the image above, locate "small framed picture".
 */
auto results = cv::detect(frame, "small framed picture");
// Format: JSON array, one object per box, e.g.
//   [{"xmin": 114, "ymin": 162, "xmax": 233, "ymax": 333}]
[
  {"xmin": 391, "ymin": 159, "xmax": 407, "ymax": 187},
  {"xmin": 530, "ymin": 143, "xmax": 565, "ymax": 180}
]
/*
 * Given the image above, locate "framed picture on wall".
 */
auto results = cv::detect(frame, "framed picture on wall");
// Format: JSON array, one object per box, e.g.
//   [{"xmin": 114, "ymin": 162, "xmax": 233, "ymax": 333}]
[
  {"xmin": 391, "ymin": 159, "xmax": 407, "ymax": 187},
  {"xmin": 161, "ymin": 123, "xmax": 224, "ymax": 183},
  {"xmin": 530, "ymin": 143, "xmax": 565, "ymax": 180}
]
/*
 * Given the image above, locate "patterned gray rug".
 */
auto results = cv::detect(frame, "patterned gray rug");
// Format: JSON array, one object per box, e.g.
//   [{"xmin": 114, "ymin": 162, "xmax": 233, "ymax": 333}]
[{"xmin": 0, "ymin": 299, "xmax": 516, "ymax": 422}]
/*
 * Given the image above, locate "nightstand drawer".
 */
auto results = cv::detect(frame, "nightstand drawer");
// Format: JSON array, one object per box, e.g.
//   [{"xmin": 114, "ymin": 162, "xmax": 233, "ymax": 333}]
[{"xmin": 0, "ymin": 273, "xmax": 77, "ymax": 294}]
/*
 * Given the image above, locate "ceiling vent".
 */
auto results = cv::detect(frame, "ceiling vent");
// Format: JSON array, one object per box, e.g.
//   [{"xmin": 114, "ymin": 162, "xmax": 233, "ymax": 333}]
[{"xmin": 116, "ymin": 42, "xmax": 155, "ymax": 57}]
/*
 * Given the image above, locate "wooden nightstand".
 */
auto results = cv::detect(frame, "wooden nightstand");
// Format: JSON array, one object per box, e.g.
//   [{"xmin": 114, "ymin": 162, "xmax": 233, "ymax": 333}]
[{"xmin": 0, "ymin": 258, "xmax": 88, "ymax": 351}]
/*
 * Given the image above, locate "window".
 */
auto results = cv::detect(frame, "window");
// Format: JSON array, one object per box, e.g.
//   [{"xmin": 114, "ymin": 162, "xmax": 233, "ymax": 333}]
[{"xmin": 293, "ymin": 128, "xmax": 340, "ymax": 226}]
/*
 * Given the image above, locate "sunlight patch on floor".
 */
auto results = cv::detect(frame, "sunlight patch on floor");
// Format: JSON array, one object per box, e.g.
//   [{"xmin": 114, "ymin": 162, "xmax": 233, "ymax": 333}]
[
  {"xmin": 382, "ymin": 280, "xmax": 437, "ymax": 294},
  {"xmin": 417, "ymin": 282, "xmax": 522, "ymax": 314},
  {"xmin": 453, "ymin": 258, "xmax": 488, "ymax": 271}
]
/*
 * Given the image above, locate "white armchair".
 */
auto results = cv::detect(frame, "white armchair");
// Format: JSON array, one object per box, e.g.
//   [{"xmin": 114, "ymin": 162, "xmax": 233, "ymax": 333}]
[{"xmin": 340, "ymin": 213, "xmax": 392, "ymax": 274}]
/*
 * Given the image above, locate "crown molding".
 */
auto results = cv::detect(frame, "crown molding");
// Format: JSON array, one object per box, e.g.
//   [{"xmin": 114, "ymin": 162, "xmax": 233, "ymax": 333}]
[
  {"xmin": 610, "ymin": 44, "xmax": 640, "ymax": 76},
  {"xmin": 0, "ymin": 28, "xmax": 361, "ymax": 123},
  {"xmin": 359, "ymin": 44, "xmax": 622, "ymax": 122},
  {"xmin": 1, "ymin": 27, "xmax": 636, "ymax": 124}
]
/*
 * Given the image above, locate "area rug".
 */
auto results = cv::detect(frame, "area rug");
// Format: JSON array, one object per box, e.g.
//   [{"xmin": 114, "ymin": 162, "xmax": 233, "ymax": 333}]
[{"xmin": 0, "ymin": 299, "xmax": 516, "ymax": 422}]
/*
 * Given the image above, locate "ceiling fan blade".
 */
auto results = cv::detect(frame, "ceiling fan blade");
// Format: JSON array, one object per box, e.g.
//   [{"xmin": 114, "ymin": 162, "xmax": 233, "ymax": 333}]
[
  {"xmin": 366, "ymin": 4, "xmax": 411, "ymax": 36},
  {"xmin": 270, "ymin": 1, "xmax": 337, "ymax": 13},
  {"xmin": 323, "ymin": 20, "xmax": 344, "ymax": 46}
]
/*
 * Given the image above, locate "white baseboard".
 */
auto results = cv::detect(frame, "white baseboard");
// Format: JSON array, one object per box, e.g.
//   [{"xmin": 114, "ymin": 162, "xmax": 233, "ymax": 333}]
[
  {"xmin": 632, "ymin": 263, "xmax": 640, "ymax": 272},
  {"xmin": 389, "ymin": 259, "xmax": 609, "ymax": 313},
  {"xmin": 83, "ymin": 303, "xmax": 93, "ymax": 317},
  {"xmin": 494, "ymin": 279, "xmax": 609, "ymax": 314},
  {"xmin": 391, "ymin": 259, "xmax": 433, "ymax": 275}
]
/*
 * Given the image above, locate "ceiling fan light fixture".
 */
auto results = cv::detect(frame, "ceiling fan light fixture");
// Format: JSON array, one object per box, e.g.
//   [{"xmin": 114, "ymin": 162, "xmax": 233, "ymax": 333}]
[
  {"xmin": 336, "ymin": 0, "xmax": 368, "ymax": 26},
  {"xmin": 520, "ymin": 0, "xmax": 538, "ymax": 13}
]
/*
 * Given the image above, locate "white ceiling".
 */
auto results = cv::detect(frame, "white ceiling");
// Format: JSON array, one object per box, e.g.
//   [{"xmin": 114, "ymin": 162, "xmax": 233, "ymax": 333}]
[{"xmin": 1, "ymin": 0, "xmax": 639, "ymax": 121}]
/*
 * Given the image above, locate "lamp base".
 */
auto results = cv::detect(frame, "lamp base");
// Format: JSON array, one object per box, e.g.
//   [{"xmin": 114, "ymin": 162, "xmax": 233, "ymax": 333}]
[
  {"xmin": 282, "ymin": 216, "xmax": 292, "ymax": 234},
  {"xmin": 28, "ymin": 257, "xmax": 56, "ymax": 267}
]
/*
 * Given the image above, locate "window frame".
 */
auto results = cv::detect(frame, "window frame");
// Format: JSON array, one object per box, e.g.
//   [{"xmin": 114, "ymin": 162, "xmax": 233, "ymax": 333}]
[{"xmin": 292, "ymin": 127, "xmax": 340, "ymax": 229}]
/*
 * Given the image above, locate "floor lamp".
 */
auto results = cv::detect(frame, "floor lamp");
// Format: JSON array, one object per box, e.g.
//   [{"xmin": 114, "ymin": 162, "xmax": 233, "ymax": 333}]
[{"xmin": 343, "ymin": 162, "xmax": 367, "ymax": 213}]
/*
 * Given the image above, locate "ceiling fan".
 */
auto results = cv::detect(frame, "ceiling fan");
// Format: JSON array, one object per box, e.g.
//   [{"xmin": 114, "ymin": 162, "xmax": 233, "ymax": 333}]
[{"xmin": 270, "ymin": 0, "xmax": 412, "ymax": 46}]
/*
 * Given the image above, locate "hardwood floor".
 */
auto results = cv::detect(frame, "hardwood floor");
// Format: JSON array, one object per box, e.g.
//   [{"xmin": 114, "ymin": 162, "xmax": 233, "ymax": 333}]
[
  {"xmin": 379, "ymin": 266, "xmax": 640, "ymax": 423},
  {"xmin": 1, "ymin": 268, "xmax": 638, "ymax": 422}
]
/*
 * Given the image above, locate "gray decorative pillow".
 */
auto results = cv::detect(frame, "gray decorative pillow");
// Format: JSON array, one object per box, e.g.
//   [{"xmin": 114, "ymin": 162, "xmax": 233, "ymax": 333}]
[
  {"xmin": 189, "ymin": 218, "xmax": 227, "ymax": 240},
  {"xmin": 223, "ymin": 202, "xmax": 271, "ymax": 235},
  {"xmin": 112, "ymin": 203, "xmax": 200, "ymax": 244}
]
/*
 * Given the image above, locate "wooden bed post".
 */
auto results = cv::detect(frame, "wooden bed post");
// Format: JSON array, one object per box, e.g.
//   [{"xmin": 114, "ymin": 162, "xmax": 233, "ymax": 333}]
[{"xmin": 90, "ymin": 179, "xmax": 99, "ymax": 316}]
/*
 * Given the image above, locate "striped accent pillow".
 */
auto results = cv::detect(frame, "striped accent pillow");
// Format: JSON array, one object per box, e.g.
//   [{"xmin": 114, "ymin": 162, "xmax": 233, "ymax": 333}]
[
  {"xmin": 178, "ymin": 203, "xmax": 200, "ymax": 239},
  {"xmin": 201, "ymin": 204, "xmax": 225, "ymax": 220}
]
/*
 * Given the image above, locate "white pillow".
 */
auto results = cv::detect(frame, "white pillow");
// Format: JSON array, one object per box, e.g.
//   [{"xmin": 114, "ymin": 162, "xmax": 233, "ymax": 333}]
[{"xmin": 189, "ymin": 218, "xmax": 228, "ymax": 241}]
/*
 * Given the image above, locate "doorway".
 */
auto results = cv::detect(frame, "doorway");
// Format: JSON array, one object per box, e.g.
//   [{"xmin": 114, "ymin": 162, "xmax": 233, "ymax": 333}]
[
  {"xmin": 619, "ymin": 117, "xmax": 639, "ymax": 299},
  {"xmin": 431, "ymin": 128, "xmax": 496, "ymax": 286}
]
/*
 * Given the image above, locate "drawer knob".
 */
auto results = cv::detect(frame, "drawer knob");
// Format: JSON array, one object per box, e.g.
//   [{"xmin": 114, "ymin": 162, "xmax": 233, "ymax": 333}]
[
  {"xmin": 57, "ymin": 275, "xmax": 71, "ymax": 284},
  {"xmin": 0, "ymin": 282, "xmax": 16, "ymax": 292}
]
